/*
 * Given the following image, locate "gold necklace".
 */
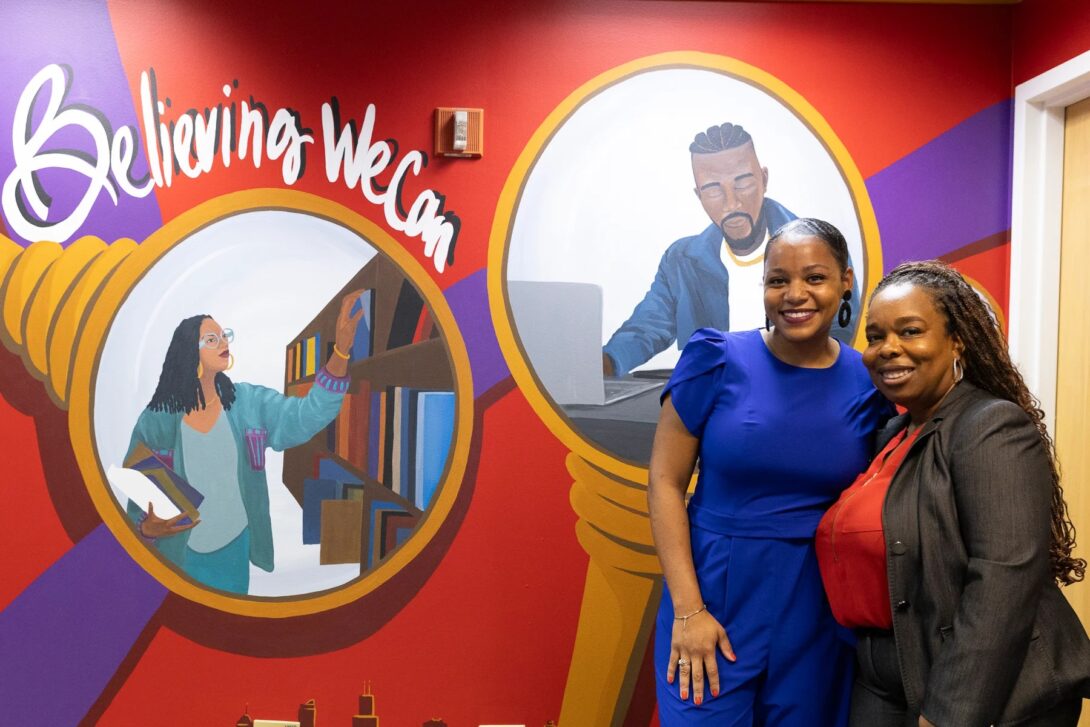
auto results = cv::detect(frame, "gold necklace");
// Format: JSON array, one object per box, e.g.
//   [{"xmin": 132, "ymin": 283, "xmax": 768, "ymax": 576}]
[{"xmin": 724, "ymin": 241, "xmax": 764, "ymax": 267}]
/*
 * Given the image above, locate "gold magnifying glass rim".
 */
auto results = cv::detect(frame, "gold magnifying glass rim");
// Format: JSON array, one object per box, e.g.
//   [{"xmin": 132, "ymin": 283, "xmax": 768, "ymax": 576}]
[
  {"xmin": 488, "ymin": 51, "xmax": 882, "ymax": 483},
  {"xmin": 68, "ymin": 189, "xmax": 475, "ymax": 617}
]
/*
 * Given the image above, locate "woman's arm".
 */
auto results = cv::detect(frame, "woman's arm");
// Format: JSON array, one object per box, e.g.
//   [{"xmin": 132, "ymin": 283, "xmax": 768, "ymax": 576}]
[
  {"xmin": 919, "ymin": 400, "xmax": 1052, "ymax": 725},
  {"xmin": 249, "ymin": 374, "xmax": 347, "ymax": 451},
  {"xmin": 648, "ymin": 396, "xmax": 735, "ymax": 707},
  {"xmin": 257, "ymin": 289, "xmax": 370, "ymax": 448}
]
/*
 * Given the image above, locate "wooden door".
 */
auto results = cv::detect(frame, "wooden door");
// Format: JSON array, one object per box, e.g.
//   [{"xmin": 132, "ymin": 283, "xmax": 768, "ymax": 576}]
[{"xmin": 1059, "ymin": 95, "xmax": 1090, "ymax": 725}]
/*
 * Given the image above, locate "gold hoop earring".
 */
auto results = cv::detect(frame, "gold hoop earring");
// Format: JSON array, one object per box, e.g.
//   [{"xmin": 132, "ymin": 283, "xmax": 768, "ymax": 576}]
[
  {"xmin": 226, "ymin": 354, "xmax": 235, "ymax": 371},
  {"xmin": 952, "ymin": 357, "xmax": 964, "ymax": 383},
  {"xmin": 197, "ymin": 362, "xmax": 203, "ymax": 378}
]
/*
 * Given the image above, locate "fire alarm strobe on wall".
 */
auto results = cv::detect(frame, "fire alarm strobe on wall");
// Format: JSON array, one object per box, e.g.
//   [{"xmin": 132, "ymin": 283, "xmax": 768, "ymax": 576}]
[{"xmin": 435, "ymin": 107, "xmax": 483, "ymax": 157}]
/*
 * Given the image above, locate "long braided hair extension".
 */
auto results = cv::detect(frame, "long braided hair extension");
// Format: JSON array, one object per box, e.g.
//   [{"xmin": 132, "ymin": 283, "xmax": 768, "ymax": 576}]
[
  {"xmin": 874, "ymin": 261, "xmax": 1084, "ymax": 586},
  {"xmin": 147, "ymin": 314, "xmax": 236, "ymax": 415}
]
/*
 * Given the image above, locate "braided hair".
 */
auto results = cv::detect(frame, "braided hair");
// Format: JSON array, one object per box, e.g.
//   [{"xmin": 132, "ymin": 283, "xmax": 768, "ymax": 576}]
[
  {"xmin": 874, "ymin": 261, "xmax": 1084, "ymax": 586},
  {"xmin": 147, "ymin": 314, "xmax": 236, "ymax": 414},
  {"xmin": 689, "ymin": 122, "xmax": 753, "ymax": 155}
]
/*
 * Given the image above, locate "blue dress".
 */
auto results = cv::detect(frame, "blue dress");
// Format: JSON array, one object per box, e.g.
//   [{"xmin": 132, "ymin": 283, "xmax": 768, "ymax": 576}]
[{"xmin": 655, "ymin": 329, "xmax": 891, "ymax": 726}]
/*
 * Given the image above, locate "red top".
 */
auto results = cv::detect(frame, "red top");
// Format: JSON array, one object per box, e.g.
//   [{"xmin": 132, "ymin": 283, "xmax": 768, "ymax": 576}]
[{"xmin": 816, "ymin": 426, "xmax": 920, "ymax": 629}]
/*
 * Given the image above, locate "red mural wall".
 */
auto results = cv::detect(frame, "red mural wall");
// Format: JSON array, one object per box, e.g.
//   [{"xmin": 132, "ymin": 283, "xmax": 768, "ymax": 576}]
[
  {"xmin": 0, "ymin": 1, "xmax": 1035, "ymax": 725},
  {"xmin": 1014, "ymin": 0, "xmax": 1090, "ymax": 85}
]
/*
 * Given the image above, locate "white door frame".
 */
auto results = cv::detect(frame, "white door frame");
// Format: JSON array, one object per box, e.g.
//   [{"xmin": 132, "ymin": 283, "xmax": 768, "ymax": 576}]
[{"xmin": 1011, "ymin": 48, "xmax": 1090, "ymax": 433}]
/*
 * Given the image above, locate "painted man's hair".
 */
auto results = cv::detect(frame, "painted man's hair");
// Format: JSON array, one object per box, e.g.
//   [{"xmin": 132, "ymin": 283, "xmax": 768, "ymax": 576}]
[
  {"xmin": 689, "ymin": 122, "xmax": 753, "ymax": 154},
  {"xmin": 147, "ymin": 314, "xmax": 236, "ymax": 414}
]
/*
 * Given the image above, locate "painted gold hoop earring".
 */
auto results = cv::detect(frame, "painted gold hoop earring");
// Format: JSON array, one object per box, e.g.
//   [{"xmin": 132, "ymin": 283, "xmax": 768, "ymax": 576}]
[
  {"xmin": 226, "ymin": 354, "xmax": 235, "ymax": 371},
  {"xmin": 197, "ymin": 362, "xmax": 203, "ymax": 378},
  {"xmin": 952, "ymin": 357, "xmax": 963, "ymax": 383}
]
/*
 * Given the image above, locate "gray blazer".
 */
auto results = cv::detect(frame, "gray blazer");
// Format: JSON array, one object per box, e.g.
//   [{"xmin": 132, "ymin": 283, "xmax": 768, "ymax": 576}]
[{"xmin": 880, "ymin": 382, "xmax": 1090, "ymax": 726}]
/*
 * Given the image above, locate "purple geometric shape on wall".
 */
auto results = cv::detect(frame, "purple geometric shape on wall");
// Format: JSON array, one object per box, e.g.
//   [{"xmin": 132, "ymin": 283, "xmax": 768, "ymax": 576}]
[
  {"xmin": 866, "ymin": 100, "xmax": 1012, "ymax": 272},
  {"xmin": 0, "ymin": 0, "xmax": 162, "ymax": 247},
  {"xmin": 0, "ymin": 525, "xmax": 166, "ymax": 725},
  {"xmin": 444, "ymin": 268, "xmax": 510, "ymax": 398}
]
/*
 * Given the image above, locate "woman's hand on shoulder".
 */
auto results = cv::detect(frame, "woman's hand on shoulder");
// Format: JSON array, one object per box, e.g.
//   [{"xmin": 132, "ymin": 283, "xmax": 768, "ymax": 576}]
[{"xmin": 667, "ymin": 608, "xmax": 735, "ymax": 706}]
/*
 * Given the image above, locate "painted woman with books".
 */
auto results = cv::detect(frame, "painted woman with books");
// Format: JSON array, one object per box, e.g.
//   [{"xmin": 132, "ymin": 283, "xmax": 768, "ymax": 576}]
[{"xmin": 126, "ymin": 291, "xmax": 364, "ymax": 594}]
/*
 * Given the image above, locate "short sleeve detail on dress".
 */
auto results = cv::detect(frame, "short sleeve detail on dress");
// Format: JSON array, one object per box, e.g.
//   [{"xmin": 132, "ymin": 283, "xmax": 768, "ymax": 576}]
[{"xmin": 661, "ymin": 328, "xmax": 728, "ymax": 438}]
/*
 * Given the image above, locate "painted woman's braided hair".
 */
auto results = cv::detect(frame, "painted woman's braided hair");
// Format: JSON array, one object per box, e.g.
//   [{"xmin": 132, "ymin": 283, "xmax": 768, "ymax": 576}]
[
  {"xmin": 874, "ymin": 261, "xmax": 1084, "ymax": 585},
  {"xmin": 147, "ymin": 314, "xmax": 236, "ymax": 415}
]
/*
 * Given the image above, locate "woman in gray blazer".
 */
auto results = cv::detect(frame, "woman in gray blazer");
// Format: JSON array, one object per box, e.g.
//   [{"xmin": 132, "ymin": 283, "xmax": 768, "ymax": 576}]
[{"xmin": 817, "ymin": 261, "xmax": 1090, "ymax": 726}]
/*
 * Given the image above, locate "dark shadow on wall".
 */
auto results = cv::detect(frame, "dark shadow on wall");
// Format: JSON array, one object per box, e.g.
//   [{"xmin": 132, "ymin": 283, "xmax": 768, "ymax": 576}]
[
  {"xmin": 623, "ymin": 620, "xmax": 661, "ymax": 727},
  {"xmin": 78, "ymin": 612, "xmax": 165, "ymax": 727},
  {"xmin": 0, "ymin": 347, "xmax": 102, "ymax": 542}
]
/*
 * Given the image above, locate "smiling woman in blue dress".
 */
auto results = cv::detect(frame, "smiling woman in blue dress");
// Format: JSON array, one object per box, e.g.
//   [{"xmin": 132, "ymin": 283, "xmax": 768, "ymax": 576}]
[
  {"xmin": 648, "ymin": 218, "xmax": 892, "ymax": 725},
  {"xmin": 128, "ymin": 290, "xmax": 363, "ymax": 595}
]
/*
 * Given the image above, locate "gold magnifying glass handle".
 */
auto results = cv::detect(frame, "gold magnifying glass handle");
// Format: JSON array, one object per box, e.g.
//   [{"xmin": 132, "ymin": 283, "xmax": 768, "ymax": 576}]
[
  {"xmin": 559, "ymin": 452, "xmax": 663, "ymax": 726},
  {"xmin": 0, "ymin": 234, "xmax": 137, "ymax": 408}
]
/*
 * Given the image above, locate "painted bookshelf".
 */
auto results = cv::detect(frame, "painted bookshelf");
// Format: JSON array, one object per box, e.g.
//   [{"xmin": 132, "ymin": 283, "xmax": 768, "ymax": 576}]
[{"xmin": 282, "ymin": 254, "xmax": 456, "ymax": 568}]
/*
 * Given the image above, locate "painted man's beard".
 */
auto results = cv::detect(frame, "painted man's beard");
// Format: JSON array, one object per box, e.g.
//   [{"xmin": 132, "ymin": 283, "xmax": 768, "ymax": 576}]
[{"xmin": 720, "ymin": 209, "xmax": 767, "ymax": 256}]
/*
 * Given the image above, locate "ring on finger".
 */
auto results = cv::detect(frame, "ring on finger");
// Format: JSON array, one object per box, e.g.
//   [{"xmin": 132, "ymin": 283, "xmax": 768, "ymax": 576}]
[{"xmin": 678, "ymin": 658, "xmax": 689, "ymax": 668}]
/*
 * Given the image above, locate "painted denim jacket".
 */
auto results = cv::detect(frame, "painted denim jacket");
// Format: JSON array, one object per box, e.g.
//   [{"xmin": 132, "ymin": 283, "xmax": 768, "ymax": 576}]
[
  {"xmin": 126, "ymin": 368, "xmax": 348, "ymax": 572},
  {"xmin": 602, "ymin": 198, "xmax": 862, "ymax": 375}
]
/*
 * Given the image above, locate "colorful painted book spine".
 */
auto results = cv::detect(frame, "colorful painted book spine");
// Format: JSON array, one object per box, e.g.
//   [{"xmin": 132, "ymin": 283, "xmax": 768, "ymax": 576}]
[
  {"xmin": 319, "ymin": 499, "xmax": 363, "ymax": 564},
  {"xmin": 411, "ymin": 306, "xmax": 434, "ymax": 343},
  {"xmin": 348, "ymin": 380, "xmax": 371, "ymax": 471},
  {"xmin": 380, "ymin": 509, "xmax": 417, "ymax": 557},
  {"xmin": 350, "ymin": 290, "xmax": 373, "ymax": 360},
  {"xmin": 368, "ymin": 390, "xmax": 381, "ymax": 481},
  {"xmin": 302, "ymin": 478, "xmax": 344, "ymax": 544},
  {"xmin": 304, "ymin": 334, "xmax": 318, "ymax": 377},
  {"xmin": 414, "ymin": 391, "xmax": 455, "ymax": 510},
  {"xmin": 403, "ymin": 389, "xmax": 419, "ymax": 506},
  {"xmin": 336, "ymin": 393, "xmax": 352, "ymax": 460},
  {"xmin": 317, "ymin": 457, "xmax": 362, "ymax": 485},
  {"xmin": 386, "ymin": 280, "xmax": 424, "ymax": 350},
  {"xmin": 391, "ymin": 387, "xmax": 403, "ymax": 496},
  {"xmin": 378, "ymin": 389, "xmax": 390, "ymax": 485}
]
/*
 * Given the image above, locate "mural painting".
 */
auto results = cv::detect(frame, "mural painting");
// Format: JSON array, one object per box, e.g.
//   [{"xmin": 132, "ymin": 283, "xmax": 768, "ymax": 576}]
[
  {"xmin": 489, "ymin": 53, "xmax": 881, "ymax": 724},
  {"xmin": 0, "ymin": 2, "xmax": 1019, "ymax": 725}
]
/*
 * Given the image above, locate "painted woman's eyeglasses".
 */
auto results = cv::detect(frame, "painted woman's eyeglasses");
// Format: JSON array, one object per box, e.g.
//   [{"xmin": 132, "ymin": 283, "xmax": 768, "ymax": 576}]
[{"xmin": 198, "ymin": 329, "xmax": 234, "ymax": 349}]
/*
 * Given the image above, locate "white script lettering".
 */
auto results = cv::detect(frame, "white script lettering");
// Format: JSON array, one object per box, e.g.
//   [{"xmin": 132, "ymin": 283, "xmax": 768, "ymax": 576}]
[{"xmin": 322, "ymin": 100, "xmax": 459, "ymax": 273}]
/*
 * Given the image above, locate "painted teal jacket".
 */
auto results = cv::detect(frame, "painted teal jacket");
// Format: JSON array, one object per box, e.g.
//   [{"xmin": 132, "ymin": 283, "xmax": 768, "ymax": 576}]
[{"xmin": 126, "ymin": 368, "xmax": 349, "ymax": 571}]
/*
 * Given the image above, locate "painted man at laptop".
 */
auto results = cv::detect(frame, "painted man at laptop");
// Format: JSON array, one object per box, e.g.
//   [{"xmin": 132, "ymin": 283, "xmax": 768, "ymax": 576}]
[{"xmin": 602, "ymin": 122, "xmax": 859, "ymax": 375}]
